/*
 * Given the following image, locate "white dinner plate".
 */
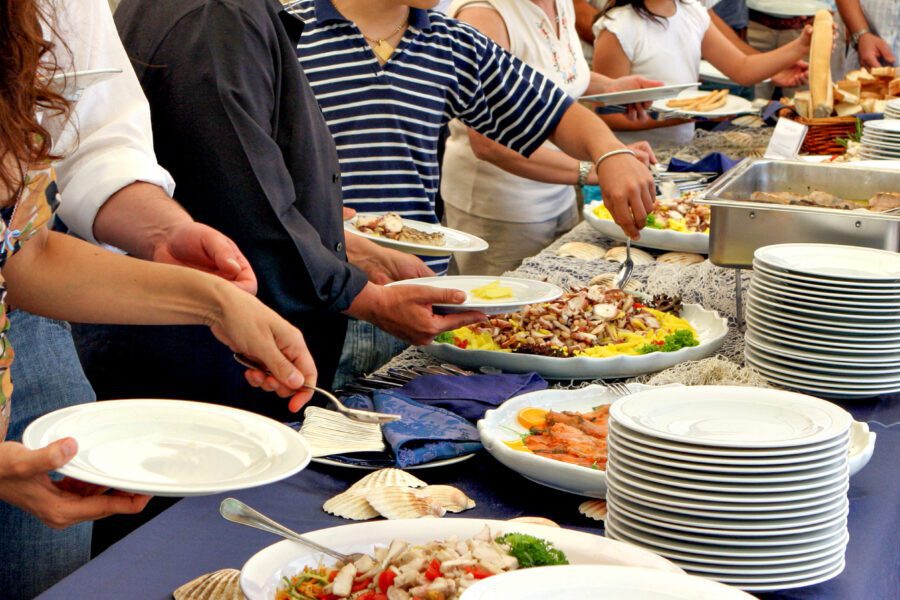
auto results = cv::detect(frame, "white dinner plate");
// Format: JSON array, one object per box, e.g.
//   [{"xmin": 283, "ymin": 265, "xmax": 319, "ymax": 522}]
[
  {"xmin": 751, "ymin": 271, "xmax": 900, "ymax": 301},
  {"xmin": 609, "ymin": 385, "xmax": 851, "ymax": 449},
  {"xmin": 748, "ymin": 290, "xmax": 900, "ymax": 323},
  {"xmin": 460, "ymin": 565, "xmax": 753, "ymax": 600},
  {"xmin": 386, "ymin": 276, "xmax": 563, "ymax": 315},
  {"xmin": 48, "ymin": 67, "xmax": 122, "ymax": 101},
  {"xmin": 751, "ymin": 279, "xmax": 900, "ymax": 311},
  {"xmin": 746, "ymin": 366, "xmax": 900, "ymax": 399},
  {"xmin": 582, "ymin": 82, "xmax": 700, "ymax": 106},
  {"xmin": 22, "ymin": 399, "xmax": 311, "ymax": 496},
  {"xmin": 743, "ymin": 338, "xmax": 900, "ymax": 375},
  {"xmin": 344, "ymin": 214, "xmax": 488, "ymax": 256},
  {"xmin": 747, "ymin": 0, "xmax": 830, "ymax": 17},
  {"xmin": 477, "ymin": 384, "xmax": 663, "ymax": 498},
  {"xmin": 864, "ymin": 119, "xmax": 900, "ymax": 135},
  {"xmin": 311, "ymin": 453, "xmax": 475, "ymax": 471},
  {"xmin": 425, "ymin": 304, "xmax": 728, "ymax": 379},
  {"xmin": 239, "ymin": 518, "xmax": 682, "ymax": 600},
  {"xmin": 674, "ymin": 550, "xmax": 846, "ymax": 577},
  {"xmin": 752, "ymin": 260, "xmax": 900, "ymax": 290},
  {"xmin": 583, "ymin": 202, "xmax": 710, "ymax": 253},
  {"xmin": 744, "ymin": 330, "xmax": 900, "ymax": 365},
  {"xmin": 744, "ymin": 311, "xmax": 900, "ymax": 351},
  {"xmin": 743, "ymin": 352, "xmax": 900, "ymax": 391},
  {"xmin": 745, "ymin": 298, "xmax": 900, "ymax": 333},
  {"xmin": 652, "ymin": 89, "xmax": 755, "ymax": 117},
  {"xmin": 744, "ymin": 319, "xmax": 900, "ymax": 357},
  {"xmin": 754, "ymin": 244, "xmax": 900, "ymax": 281}
]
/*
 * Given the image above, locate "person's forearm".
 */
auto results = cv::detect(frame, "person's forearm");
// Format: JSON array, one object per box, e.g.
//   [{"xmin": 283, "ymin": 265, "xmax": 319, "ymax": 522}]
[
  {"xmin": 835, "ymin": 0, "xmax": 869, "ymax": 36},
  {"xmin": 713, "ymin": 40, "xmax": 806, "ymax": 86},
  {"xmin": 469, "ymin": 130, "xmax": 589, "ymax": 185},
  {"xmin": 600, "ymin": 113, "xmax": 691, "ymax": 132},
  {"xmin": 5, "ymin": 230, "xmax": 230, "ymax": 327},
  {"xmin": 710, "ymin": 11, "xmax": 758, "ymax": 55},
  {"xmin": 585, "ymin": 72, "xmax": 618, "ymax": 96},
  {"xmin": 547, "ymin": 103, "xmax": 629, "ymax": 163},
  {"xmin": 92, "ymin": 182, "xmax": 193, "ymax": 260}
]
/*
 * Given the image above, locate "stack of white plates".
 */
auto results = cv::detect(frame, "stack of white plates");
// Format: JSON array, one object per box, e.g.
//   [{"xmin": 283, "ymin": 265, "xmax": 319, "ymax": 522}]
[
  {"xmin": 605, "ymin": 386, "xmax": 852, "ymax": 592},
  {"xmin": 746, "ymin": 243, "xmax": 900, "ymax": 398},
  {"xmin": 859, "ymin": 119, "xmax": 900, "ymax": 160},
  {"xmin": 885, "ymin": 99, "xmax": 900, "ymax": 120}
]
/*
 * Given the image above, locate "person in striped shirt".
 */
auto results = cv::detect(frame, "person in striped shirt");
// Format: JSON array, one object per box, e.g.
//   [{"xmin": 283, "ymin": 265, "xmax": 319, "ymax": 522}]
[{"xmin": 291, "ymin": 0, "xmax": 656, "ymax": 382}]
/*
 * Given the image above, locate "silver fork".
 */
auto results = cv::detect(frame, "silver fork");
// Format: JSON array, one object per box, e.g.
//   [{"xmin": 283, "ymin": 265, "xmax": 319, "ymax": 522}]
[
  {"xmin": 233, "ymin": 353, "xmax": 400, "ymax": 425},
  {"xmin": 614, "ymin": 239, "xmax": 635, "ymax": 290},
  {"xmin": 599, "ymin": 379, "xmax": 631, "ymax": 398}
]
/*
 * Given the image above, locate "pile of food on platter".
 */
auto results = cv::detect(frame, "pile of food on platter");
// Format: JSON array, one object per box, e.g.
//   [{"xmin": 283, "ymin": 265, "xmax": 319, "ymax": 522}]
[
  {"xmin": 504, "ymin": 406, "xmax": 610, "ymax": 470},
  {"xmin": 665, "ymin": 89, "xmax": 728, "ymax": 112},
  {"xmin": 592, "ymin": 192, "xmax": 710, "ymax": 234},
  {"xmin": 353, "ymin": 213, "xmax": 445, "ymax": 247},
  {"xmin": 435, "ymin": 286, "xmax": 697, "ymax": 359},
  {"xmin": 746, "ymin": 190, "xmax": 900, "ymax": 212},
  {"xmin": 275, "ymin": 526, "xmax": 568, "ymax": 600}
]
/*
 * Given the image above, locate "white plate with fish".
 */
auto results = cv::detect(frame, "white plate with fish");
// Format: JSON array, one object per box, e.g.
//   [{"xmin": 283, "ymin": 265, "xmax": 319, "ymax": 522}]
[
  {"xmin": 584, "ymin": 202, "xmax": 709, "ymax": 254},
  {"xmin": 240, "ymin": 518, "xmax": 682, "ymax": 600},
  {"xmin": 345, "ymin": 212, "xmax": 488, "ymax": 257},
  {"xmin": 387, "ymin": 276, "xmax": 563, "ymax": 316},
  {"xmin": 424, "ymin": 304, "xmax": 728, "ymax": 380}
]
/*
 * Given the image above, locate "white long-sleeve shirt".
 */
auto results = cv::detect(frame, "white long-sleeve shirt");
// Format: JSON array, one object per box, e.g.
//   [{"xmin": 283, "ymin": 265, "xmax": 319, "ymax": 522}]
[{"xmin": 43, "ymin": 0, "xmax": 175, "ymax": 243}]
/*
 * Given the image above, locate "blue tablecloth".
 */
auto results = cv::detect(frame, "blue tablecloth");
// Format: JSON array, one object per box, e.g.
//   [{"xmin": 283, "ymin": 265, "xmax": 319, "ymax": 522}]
[{"xmin": 39, "ymin": 395, "xmax": 900, "ymax": 600}]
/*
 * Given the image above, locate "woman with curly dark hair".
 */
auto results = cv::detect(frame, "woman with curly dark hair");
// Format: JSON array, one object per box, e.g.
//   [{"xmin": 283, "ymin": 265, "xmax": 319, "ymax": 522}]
[{"xmin": 0, "ymin": 0, "xmax": 318, "ymax": 595}]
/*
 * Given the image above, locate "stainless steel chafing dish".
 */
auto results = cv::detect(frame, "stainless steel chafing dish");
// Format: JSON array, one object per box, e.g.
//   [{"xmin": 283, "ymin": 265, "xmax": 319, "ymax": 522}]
[{"xmin": 698, "ymin": 158, "xmax": 900, "ymax": 268}]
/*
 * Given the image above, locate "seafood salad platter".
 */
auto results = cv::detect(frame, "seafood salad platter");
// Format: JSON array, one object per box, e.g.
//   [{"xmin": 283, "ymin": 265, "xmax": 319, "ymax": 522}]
[
  {"xmin": 584, "ymin": 193, "xmax": 711, "ymax": 253},
  {"xmin": 424, "ymin": 284, "xmax": 728, "ymax": 379},
  {"xmin": 240, "ymin": 519, "xmax": 682, "ymax": 600},
  {"xmin": 345, "ymin": 213, "xmax": 489, "ymax": 256}
]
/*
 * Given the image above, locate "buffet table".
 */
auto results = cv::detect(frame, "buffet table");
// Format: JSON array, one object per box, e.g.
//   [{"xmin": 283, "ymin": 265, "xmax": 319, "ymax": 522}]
[{"xmin": 39, "ymin": 222, "xmax": 900, "ymax": 600}]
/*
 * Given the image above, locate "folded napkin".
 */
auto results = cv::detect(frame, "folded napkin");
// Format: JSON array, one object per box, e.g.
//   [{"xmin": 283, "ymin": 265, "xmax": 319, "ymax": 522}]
[
  {"xmin": 667, "ymin": 152, "xmax": 739, "ymax": 175},
  {"xmin": 341, "ymin": 390, "xmax": 483, "ymax": 468},
  {"xmin": 398, "ymin": 372, "xmax": 547, "ymax": 422}
]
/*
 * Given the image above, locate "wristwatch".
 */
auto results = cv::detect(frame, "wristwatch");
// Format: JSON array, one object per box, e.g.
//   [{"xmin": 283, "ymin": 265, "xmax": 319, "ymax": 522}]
[
  {"xmin": 850, "ymin": 27, "xmax": 871, "ymax": 49},
  {"xmin": 577, "ymin": 160, "xmax": 593, "ymax": 187}
]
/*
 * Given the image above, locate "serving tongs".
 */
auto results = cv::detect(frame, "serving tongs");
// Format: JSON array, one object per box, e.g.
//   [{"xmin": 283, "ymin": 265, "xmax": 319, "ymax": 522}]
[{"xmin": 232, "ymin": 353, "xmax": 400, "ymax": 425}]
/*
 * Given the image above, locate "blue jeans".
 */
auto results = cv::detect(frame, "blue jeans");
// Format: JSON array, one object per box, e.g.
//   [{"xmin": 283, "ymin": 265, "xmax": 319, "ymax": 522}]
[
  {"xmin": 332, "ymin": 319, "xmax": 407, "ymax": 390},
  {"xmin": 0, "ymin": 312, "xmax": 96, "ymax": 599}
]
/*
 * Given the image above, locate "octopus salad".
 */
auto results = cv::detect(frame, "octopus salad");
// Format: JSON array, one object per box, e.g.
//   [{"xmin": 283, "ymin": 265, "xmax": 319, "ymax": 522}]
[{"xmin": 353, "ymin": 213, "xmax": 446, "ymax": 247}]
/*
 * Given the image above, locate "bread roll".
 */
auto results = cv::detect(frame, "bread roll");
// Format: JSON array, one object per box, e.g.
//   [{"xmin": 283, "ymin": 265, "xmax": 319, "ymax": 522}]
[{"xmin": 809, "ymin": 10, "xmax": 834, "ymax": 118}]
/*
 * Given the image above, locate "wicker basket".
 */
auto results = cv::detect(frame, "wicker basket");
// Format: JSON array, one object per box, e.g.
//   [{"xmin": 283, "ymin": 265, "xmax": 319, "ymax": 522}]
[{"xmin": 776, "ymin": 109, "xmax": 859, "ymax": 155}]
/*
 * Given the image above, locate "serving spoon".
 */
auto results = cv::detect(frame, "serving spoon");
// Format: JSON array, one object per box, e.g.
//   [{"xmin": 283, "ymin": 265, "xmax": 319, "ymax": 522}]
[
  {"xmin": 614, "ymin": 239, "xmax": 634, "ymax": 290},
  {"xmin": 232, "ymin": 353, "xmax": 401, "ymax": 425},
  {"xmin": 220, "ymin": 498, "xmax": 364, "ymax": 563}
]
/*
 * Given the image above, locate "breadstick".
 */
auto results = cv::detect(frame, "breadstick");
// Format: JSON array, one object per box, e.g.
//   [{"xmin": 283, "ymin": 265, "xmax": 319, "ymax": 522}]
[
  {"xmin": 666, "ymin": 92, "xmax": 713, "ymax": 108},
  {"xmin": 809, "ymin": 10, "xmax": 834, "ymax": 117},
  {"xmin": 693, "ymin": 89, "xmax": 729, "ymax": 112}
]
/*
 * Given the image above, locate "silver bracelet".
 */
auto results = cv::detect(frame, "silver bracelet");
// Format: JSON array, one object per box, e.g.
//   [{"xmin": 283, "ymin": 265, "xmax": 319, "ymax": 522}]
[
  {"xmin": 594, "ymin": 148, "xmax": 638, "ymax": 173},
  {"xmin": 577, "ymin": 160, "xmax": 593, "ymax": 187}
]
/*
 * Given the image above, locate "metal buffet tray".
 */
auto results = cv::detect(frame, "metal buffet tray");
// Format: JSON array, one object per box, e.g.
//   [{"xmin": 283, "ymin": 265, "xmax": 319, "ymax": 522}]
[{"xmin": 698, "ymin": 158, "xmax": 900, "ymax": 268}]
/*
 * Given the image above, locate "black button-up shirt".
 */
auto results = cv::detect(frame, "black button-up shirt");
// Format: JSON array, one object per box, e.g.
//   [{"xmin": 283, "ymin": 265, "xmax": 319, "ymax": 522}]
[{"xmin": 115, "ymin": 0, "xmax": 369, "ymax": 388}]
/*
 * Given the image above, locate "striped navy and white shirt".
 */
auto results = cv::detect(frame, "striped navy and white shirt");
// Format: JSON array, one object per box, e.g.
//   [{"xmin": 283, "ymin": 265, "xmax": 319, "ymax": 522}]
[{"xmin": 290, "ymin": 0, "xmax": 573, "ymax": 273}]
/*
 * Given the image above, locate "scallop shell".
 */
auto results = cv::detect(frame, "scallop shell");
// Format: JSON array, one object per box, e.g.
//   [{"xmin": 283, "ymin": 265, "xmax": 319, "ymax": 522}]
[
  {"xmin": 507, "ymin": 516, "xmax": 560, "ymax": 528},
  {"xmin": 588, "ymin": 272, "xmax": 643, "ymax": 293},
  {"xmin": 347, "ymin": 468, "xmax": 427, "ymax": 493},
  {"xmin": 656, "ymin": 252, "xmax": 705, "ymax": 266},
  {"xmin": 420, "ymin": 485, "xmax": 475, "ymax": 513},
  {"xmin": 556, "ymin": 241, "xmax": 607, "ymax": 261},
  {"xmin": 323, "ymin": 490, "xmax": 379, "ymax": 520},
  {"xmin": 578, "ymin": 499, "xmax": 608, "ymax": 521},
  {"xmin": 365, "ymin": 486, "xmax": 446, "ymax": 520},
  {"xmin": 604, "ymin": 246, "xmax": 654, "ymax": 265},
  {"xmin": 174, "ymin": 569, "xmax": 244, "ymax": 600}
]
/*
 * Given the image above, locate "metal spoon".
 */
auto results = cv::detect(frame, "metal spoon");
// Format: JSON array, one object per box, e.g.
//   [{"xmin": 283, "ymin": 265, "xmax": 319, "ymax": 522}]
[
  {"xmin": 614, "ymin": 239, "xmax": 635, "ymax": 290},
  {"xmin": 220, "ymin": 498, "xmax": 364, "ymax": 563},
  {"xmin": 232, "ymin": 353, "xmax": 400, "ymax": 425}
]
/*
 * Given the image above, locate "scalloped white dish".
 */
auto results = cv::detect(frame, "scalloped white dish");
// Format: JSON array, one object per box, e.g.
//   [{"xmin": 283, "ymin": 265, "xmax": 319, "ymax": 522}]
[
  {"xmin": 424, "ymin": 304, "xmax": 728, "ymax": 380},
  {"xmin": 583, "ymin": 202, "xmax": 709, "ymax": 253},
  {"xmin": 344, "ymin": 213, "xmax": 488, "ymax": 257}
]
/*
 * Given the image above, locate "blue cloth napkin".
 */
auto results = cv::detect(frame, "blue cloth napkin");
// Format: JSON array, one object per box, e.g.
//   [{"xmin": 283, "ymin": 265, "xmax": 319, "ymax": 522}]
[
  {"xmin": 398, "ymin": 372, "xmax": 547, "ymax": 422},
  {"xmin": 340, "ymin": 390, "xmax": 483, "ymax": 468},
  {"xmin": 667, "ymin": 152, "xmax": 739, "ymax": 175}
]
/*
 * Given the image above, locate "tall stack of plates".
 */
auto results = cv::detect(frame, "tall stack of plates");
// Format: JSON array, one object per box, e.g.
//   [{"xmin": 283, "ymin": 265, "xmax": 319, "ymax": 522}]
[
  {"xmin": 885, "ymin": 99, "xmax": 900, "ymax": 120},
  {"xmin": 859, "ymin": 119, "xmax": 900, "ymax": 160},
  {"xmin": 605, "ymin": 386, "xmax": 852, "ymax": 592},
  {"xmin": 746, "ymin": 243, "xmax": 900, "ymax": 398}
]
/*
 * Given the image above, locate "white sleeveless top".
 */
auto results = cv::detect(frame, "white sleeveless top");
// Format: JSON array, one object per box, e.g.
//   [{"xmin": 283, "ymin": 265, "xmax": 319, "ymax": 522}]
[{"xmin": 441, "ymin": 0, "xmax": 591, "ymax": 223}]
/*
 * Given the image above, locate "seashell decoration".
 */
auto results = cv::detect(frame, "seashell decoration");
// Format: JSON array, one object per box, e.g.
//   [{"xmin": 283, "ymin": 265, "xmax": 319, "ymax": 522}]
[
  {"xmin": 604, "ymin": 245, "xmax": 654, "ymax": 265},
  {"xmin": 588, "ymin": 272, "xmax": 643, "ymax": 293},
  {"xmin": 507, "ymin": 516, "xmax": 560, "ymax": 528},
  {"xmin": 556, "ymin": 241, "xmax": 607, "ymax": 261},
  {"xmin": 173, "ymin": 568, "xmax": 244, "ymax": 600},
  {"xmin": 365, "ymin": 486, "xmax": 446, "ymax": 520},
  {"xmin": 420, "ymin": 485, "xmax": 476, "ymax": 513},
  {"xmin": 656, "ymin": 252, "xmax": 705, "ymax": 266},
  {"xmin": 323, "ymin": 469, "xmax": 474, "ymax": 521},
  {"xmin": 578, "ymin": 499, "xmax": 608, "ymax": 521}
]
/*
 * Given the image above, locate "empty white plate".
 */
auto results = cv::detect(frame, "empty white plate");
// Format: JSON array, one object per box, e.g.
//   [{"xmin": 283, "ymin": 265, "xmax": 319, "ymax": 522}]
[
  {"xmin": 582, "ymin": 82, "xmax": 699, "ymax": 106},
  {"xmin": 755, "ymin": 244, "xmax": 900, "ymax": 281},
  {"xmin": 22, "ymin": 399, "xmax": 311, "ymax": 496}
]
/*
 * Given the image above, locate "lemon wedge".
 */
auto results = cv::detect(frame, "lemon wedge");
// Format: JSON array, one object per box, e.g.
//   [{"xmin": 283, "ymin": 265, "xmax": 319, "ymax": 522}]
[{"xmin": 470, "ymin": 280, "xmax": 514, "ymax": 301}]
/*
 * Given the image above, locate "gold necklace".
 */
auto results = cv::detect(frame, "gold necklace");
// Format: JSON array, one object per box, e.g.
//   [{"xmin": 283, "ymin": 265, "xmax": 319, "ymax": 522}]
[{"xmin": 361, "ymin": 18, "xmax": 407, "ymax": 62}]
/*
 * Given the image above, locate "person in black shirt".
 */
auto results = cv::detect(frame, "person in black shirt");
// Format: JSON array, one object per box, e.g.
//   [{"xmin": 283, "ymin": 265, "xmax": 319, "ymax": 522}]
[{"xmin": 74, "ymin": 0, "xmax": 486, "ymax": 418}]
